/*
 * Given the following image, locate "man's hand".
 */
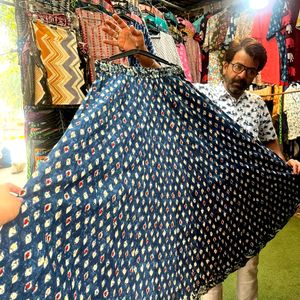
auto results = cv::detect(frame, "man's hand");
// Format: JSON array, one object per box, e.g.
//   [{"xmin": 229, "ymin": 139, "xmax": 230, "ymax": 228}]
[
  {"xmin": 286, "ymin": 159, "xmax": 300, "ymax": 174},
  {"xmin": 0, "ymin": 183, "xmax": 23, "ymax": 225}
]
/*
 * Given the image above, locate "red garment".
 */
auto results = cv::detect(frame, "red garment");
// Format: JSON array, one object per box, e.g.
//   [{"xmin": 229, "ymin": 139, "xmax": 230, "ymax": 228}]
[{"xmin": 251, "ymin": 0, "xmax": 280, "ymax": 84}]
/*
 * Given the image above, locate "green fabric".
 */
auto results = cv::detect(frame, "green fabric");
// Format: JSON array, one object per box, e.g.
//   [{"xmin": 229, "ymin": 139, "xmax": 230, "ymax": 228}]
[
  {"xmin": 164, "ymin": 11, "xmax": 178, "ymax": 26},
  {"xmin": 143, "ymin": 14, "xmax": 169, "ymax": 32}
]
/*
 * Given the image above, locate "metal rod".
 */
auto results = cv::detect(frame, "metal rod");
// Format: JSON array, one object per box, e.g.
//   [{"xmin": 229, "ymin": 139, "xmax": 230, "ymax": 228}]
[{"xmin": 159, "ymin": 0, "xmax": 185, "ymax": 11}]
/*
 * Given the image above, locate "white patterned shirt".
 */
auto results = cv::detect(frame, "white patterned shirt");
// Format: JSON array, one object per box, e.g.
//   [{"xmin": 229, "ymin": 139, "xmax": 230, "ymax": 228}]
[
  {"xmin": 283, "ymin": 83, "xmax": 300, "ymax": 140},
  {"xmin": 193, "ymin": 83, "xmax": 277, "ymax": 142}
]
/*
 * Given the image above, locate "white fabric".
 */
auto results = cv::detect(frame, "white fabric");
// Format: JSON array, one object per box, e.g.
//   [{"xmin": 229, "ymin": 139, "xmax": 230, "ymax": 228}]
[
  {"xmin": 150, "ymin": 32, "xmax": 183, "ymax": 68},
  {"xmin": 283, "ymin": 83, "xmax": 300, "ymax": 140}
]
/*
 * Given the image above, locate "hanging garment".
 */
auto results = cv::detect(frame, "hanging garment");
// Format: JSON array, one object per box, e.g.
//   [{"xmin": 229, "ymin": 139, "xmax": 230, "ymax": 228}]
[
  {"xmin": 176, "ymin": 43, "xmax": 193, "ymax": 82},
  {"xmin": 203, "ymin": 10, "xmax": 230, "ymax": 84},
  {"xmin": 150, "ymin": 31, "xmax": 183, "ymax": 68},
  {"xmin": 234, "ymin": 10, "xmax": 254, "ymax": 41},
  {"xmin": 28, "ymin": 12, "xmax": 71, "ymax": 27},
  {"xmin": 76, "ymin": 8, "xmax": 129, "ymax": 83},
  {"xmin": 283, "ymin": 83, "xmax": 300, "ymax": 140},
  {"xmin": 0, "ymin": 63, "xmax": 299, "ymax": 299},
  {"xmin": 28, "ymin": 0, "xmax": 71, "ymax": 14},
  {"xmin": 32, "ymin": 20, "xmax": 85, "ymax": 105},
  {"xmin": 296, "ymin": 7, "xmax": 300, "ymax": 29},
  {"xmin": 266, "ymin": 0, "xmax": 288, "ymax": 82},
  {"xmin": 251, "ymin": 0, "xmax": 281, "ymax": 84},
  {"xmin": 177, "ymin": 17, "xmax": 202, "ymax": 83}
]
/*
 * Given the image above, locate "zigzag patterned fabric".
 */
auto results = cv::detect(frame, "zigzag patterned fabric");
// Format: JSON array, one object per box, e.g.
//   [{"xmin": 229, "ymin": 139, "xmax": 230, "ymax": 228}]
[
  {"xmin": 32, "ymin": 20, "xmax": 85, "ymax": 105},
  {"xmin": 0, "ymin": 63, "xmax": 299, "ymax": 299}
]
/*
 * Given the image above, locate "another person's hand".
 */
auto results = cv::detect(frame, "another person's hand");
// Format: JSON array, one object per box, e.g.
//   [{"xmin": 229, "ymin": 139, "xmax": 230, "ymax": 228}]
[
  {"xmin": 0, "ymin": 183, "xmax": 23, "ymax": 225},
  {"xmin": 287, "ymin": 159, "xmax": 300, "ymax": 174},
  {"xmin": 102, "ymin": 14, "xmax": 160, "ymax": 68}
]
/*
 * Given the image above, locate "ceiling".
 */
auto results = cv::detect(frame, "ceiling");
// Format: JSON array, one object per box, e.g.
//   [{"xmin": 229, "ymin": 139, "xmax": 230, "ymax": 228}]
[{"xmin": 156, "ymin": 0, "xmax": 220, "ymax": 12}]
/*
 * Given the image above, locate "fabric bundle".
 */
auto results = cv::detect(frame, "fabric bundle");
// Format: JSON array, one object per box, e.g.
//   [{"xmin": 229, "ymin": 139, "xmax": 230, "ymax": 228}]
[{"xmin": 0, "ymin": 63, "xmax": 299, "ymax": 299}]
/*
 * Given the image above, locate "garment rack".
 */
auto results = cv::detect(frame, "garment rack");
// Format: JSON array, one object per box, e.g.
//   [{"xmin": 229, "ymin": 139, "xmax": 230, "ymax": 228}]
[{"xmin": 259, "ymin": 89, "xmax": 300, "ymax": 98}]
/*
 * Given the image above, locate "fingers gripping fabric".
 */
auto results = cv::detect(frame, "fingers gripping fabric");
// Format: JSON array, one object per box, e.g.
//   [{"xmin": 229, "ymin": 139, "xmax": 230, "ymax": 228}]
[{"xmin": 0, "ymin": 63, "xmax": 299, "ymax": 299}]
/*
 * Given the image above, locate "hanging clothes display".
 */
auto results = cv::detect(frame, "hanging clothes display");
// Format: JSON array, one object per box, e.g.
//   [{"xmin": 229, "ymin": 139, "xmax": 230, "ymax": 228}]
[
  {"xmin": 288, "ymin": 0, "xmax": 300, "ymax": 81},
  {"xmin": 176, "ymin": 42, "xmax": 193, "ymax": 82},
  {"xmin": 251, "ymin": 0, "xmax": 281, "ymax": 84},
  {"xmin": 0, "ymin": 63, "xmax": 299, "ymax": 299},
  {"xmin": 76, "ymin": 8, "xmax": 129, "ymax": 83},
  {"xmin": 150, "ymin": 31, "xmax": 183, "ymax": 67},
  {"xmin": 32, "ymin": 20, "xmax": 85, "ymax": 105},
  {"xmin": 266, "ymin": 0, "xmax": 288, "ymax": 83},
  {"xmin": 177, "ymin": 17, "xmax": 202, "ymax": 83},
  {"xmin": 234, "ymin": 10, "xmax": 254, "ymax": 41},
  {"xmin": 283, "ymin": 83, "xmax": 300, "ymax": 140},
  {"xmin": 202, "ymin": 9, "xmax": 230, "ymax": 84}
]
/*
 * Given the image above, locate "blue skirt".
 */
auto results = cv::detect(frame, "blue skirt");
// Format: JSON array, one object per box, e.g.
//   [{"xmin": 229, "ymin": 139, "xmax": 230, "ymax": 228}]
[{"xmin": 0, "ymin": 63, "xmax": 299, "ymax": 299}]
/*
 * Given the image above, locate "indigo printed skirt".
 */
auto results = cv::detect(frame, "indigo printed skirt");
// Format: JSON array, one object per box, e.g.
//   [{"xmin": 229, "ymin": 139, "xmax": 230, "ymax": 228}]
[{"xmin": 0, "ymin": 63, "xmax": 299, "ymax": 299}]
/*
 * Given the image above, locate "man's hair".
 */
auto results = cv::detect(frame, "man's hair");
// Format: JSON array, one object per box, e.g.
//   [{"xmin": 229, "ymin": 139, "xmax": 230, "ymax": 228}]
[{"xmin": 224, "ymin": 38, "xmax": 267, "ymax": 71}]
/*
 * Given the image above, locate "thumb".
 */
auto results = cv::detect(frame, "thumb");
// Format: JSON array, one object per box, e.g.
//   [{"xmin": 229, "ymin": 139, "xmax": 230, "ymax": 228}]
[{"xmin": 7, "ymin": 183, "xmax": 24, "ymax": 195}]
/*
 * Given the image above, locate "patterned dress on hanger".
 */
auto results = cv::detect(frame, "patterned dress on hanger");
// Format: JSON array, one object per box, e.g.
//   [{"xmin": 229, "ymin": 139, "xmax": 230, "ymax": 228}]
[{"xmin": 0, "ymin": 63, "xmax": 299, "ymax": 299}]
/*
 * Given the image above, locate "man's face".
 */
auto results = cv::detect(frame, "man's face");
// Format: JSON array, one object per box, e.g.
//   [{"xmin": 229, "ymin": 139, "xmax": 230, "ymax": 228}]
[{"xmin": 222, "ymin": 49, "xmax": 259, "ymax": 99}]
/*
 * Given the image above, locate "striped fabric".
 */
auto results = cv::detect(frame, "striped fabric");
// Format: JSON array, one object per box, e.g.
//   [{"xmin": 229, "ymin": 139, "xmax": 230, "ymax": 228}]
[
  {"xmin": 32, "ymin": 20, "xmax": 85, "ymax": 105},
  {"xmin": 76, "ymin": 9, "xmax": 128, "ymax": 83}
]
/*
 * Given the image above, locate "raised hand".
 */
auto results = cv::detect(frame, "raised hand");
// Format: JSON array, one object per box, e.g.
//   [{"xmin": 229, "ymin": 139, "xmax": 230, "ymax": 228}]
[
  {"xmin": 103, "ymin": 14, "xmax": 146, "ymax": 52},
  {"xmin": 102, "ymin": 14, "xmax": 160, "ymax": 68}
]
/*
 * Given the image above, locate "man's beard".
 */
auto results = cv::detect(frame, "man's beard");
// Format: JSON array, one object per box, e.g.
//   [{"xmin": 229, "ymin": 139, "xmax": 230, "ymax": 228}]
[{"xmin": 227, "ymin": 78, "xmax": 249, "ymax": 96}]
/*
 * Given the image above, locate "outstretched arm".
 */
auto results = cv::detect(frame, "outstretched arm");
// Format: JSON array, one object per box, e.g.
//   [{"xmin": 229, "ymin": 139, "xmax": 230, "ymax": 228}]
[
  {"xmin": 265, "ymin": 139, "xmax": 300, "ymax": 174},
  {"xmin": 102, "ymin": 14, "xmax": 160, "ymax": 68}
]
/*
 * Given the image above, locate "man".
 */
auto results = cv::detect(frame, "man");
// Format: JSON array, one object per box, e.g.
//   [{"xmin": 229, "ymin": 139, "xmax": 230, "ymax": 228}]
[
  {"xmin": 103, "ymin": 14, "xmax": 300, "ymax": 299},
  {"xmin": 193, "ymin": 38, "xmax": 279, "ymax": 300}
]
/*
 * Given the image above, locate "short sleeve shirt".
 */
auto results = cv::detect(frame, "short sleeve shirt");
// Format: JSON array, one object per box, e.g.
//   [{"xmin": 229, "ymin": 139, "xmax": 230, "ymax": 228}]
[{"xmin": 193, "ymin": 83, "xmax": 277, "ymax": 142}]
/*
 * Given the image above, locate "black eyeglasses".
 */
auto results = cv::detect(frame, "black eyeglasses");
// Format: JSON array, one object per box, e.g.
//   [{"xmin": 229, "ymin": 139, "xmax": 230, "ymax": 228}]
[{"xmin": 230, "ymin": 63, "xmax": 258, "ymax": 77}]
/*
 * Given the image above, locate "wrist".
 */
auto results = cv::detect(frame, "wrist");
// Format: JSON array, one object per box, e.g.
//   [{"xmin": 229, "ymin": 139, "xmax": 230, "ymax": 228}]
[{"xmin": 133, "ymin": 46, "xmax": 159, "ymax": 68}]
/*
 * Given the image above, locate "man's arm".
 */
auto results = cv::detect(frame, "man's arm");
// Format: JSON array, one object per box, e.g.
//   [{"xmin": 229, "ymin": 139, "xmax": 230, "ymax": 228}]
[
  {"xmin": 264, "ymin": 139, "xmax": 300, "ymax": 174},
  {"xmin": 264, "ymin": 139, "xmax": 286, "ymax": 161}
]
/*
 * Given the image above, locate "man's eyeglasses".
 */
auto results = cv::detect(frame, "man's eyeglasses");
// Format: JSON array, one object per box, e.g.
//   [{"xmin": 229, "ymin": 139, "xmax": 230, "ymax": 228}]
[{"xmin": 230, "ymin": 63, "xmax": 258, "ymax": 77}]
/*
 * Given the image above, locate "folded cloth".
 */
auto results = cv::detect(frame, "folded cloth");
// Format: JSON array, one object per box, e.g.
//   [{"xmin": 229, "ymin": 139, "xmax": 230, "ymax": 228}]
[{"xmin": 0, "ymin": 63, "xmax": 299, "ymax": 299}]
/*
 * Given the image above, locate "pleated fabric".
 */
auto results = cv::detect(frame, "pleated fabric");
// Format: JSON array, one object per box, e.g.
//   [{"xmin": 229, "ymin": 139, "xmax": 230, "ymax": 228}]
[{"xmin": 0, "ymin": 63, "xmax": 299, "ymax": 299}]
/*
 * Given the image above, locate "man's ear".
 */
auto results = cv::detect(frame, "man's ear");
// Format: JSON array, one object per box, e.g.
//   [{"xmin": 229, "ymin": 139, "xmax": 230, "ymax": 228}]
[{"xmin": 222, "ymin": 61, "xmax": 229, "ymax": 75}]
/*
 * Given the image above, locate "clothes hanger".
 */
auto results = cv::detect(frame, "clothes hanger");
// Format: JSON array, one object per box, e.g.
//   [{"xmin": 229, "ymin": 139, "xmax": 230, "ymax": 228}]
[
  {"xmin": 102, "ymin": 48, "xmax": 176, "ymax": 67},
  {"xmin": 76, "ymin": 3, "xmax": 106, "ymax": 14}
]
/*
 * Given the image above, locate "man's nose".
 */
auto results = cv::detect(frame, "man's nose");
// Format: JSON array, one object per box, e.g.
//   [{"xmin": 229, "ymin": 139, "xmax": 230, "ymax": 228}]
[{"xmin": 238, "ymin": 69, "xmax": 247, "ymax": 79}]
